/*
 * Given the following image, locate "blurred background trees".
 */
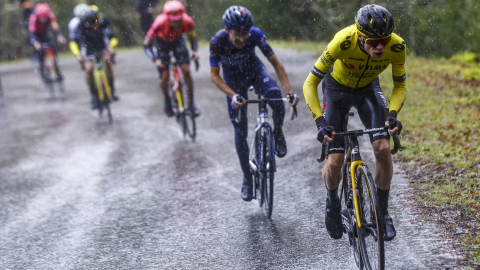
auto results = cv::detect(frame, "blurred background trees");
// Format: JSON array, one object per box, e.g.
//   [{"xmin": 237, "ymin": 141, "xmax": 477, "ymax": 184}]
[{"xmin": 0, "ymin": 0, "xmax": 479, "ymax": 60}]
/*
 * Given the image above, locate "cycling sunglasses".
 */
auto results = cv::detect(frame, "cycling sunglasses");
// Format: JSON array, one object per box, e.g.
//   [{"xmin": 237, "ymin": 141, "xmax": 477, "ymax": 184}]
[{"xmin": 364, "ymin": 36, "xmax": 391, "ymax": 47}]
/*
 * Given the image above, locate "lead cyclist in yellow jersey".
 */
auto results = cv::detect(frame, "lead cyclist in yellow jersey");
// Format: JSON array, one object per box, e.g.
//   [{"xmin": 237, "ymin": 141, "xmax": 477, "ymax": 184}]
[{"xmin": 303, "ymin": 4, "xmax": 405, "ymax": 241}]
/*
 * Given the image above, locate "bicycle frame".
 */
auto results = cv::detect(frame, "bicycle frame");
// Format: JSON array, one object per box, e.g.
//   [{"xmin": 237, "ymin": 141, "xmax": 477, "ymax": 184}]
[
  {"xmin": 249, "ymin": 97, "xmax": 277, "ymax": 173},
  {"xmin": 94, "ymin": 55, "xmax": 113, "ymax": 102},
  {"xmin": 44, "ymin": 46, "xmax": 57, "ymax": 78},
  {"xmin": 172, "ymin": 65, "xmax": 184, "ymax": 112},
  {"xmin": 320, "ymin": 126, "xmax": 402, "ymax": 229}
]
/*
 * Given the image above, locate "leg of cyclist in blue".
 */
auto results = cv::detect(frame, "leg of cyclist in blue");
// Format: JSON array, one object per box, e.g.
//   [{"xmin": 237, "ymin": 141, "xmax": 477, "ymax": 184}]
[
  {"xmin": 227, "ymin": 94, "xmax": 252, "ymax": 201},
  {"xmin": 252, "ymin": 67, "xmax": 287, "ymax": 157}
]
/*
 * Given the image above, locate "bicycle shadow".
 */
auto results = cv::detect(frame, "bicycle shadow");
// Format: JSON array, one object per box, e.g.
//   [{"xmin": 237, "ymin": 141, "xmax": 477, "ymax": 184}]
[{"xmin": 244, "ymin": 214, "xmax": 309, "ymax": 268}]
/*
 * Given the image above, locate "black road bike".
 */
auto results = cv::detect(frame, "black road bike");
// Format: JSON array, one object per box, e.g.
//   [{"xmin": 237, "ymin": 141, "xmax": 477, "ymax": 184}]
[
  {"xmin": 236, "ymin": 87, "xmax": 297, "ymax": 218},
  {"xmin": 318, "ymin": 111, "xmax": 402, "ymax": 270},
  {"xmin": 169, "ymin": 60, "xmax": 199, "ymax": 141}
]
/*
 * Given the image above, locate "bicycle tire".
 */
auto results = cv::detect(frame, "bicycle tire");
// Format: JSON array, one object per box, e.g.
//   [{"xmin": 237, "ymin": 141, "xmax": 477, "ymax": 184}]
[
  {"xmin": 260, "ymin": 127, "xmax": 274, "ymax": 218},
  {"xmin": 342, "ymin": 161, "xmax": 364, "ymax": 269},
  {"xmin": 42, "ymin": 62, "xmax": 55, "ymax": 99},
  {"xmin": 356, "ymin": 164, "xmax": 385, "ymax": 270},
  {"xmin": 185, "ymin": 89, "xmax": 196, "ymax": 141},
  {"xmin": 105, "ymin": 101, "xmax": 113, "ymax": 124}
]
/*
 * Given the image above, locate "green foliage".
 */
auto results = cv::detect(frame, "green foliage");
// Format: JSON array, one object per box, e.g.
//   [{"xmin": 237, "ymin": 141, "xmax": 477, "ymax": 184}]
[
  {"xmin": 450, "ymin": 51, "xmax": 478, "ymax": 63},
  {"xmin": 1, "ymin": 0, "xmax": 480, "ymax": 60}
]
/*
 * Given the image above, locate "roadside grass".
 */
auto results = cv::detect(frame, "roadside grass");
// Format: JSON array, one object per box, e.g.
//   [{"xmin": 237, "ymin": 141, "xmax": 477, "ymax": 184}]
[
  {"xmin": 271, "ymin": 40, "xmax": 480, "ymax": 267},
  {"xmin": 382, "ymin": 55, "xmax": 480, "ymax": 267}
]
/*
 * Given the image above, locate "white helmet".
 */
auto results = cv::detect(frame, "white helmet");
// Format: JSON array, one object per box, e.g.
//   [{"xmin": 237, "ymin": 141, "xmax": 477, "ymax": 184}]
[{"xmin": 73, "ymin": 4, "xmax": 91, "ymax": 18}]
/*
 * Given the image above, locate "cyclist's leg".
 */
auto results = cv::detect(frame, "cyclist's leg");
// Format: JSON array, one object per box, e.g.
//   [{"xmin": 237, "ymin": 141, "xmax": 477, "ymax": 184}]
[
  {"xmin": 102, "ymin": 49, "xmax": 118, "ymax": 100},
  {"xmin": 356, "ymin": 78, "xmax": 392, "ymax": 189},
  {"xmin": 49, "ymin": 40, "xmax": 63, "ymax": 81},
  {"xmin": 251, "ymin": 66, "xmax": 286, "ymax": 156},
  {"xmin": 83, "ymin": 56, "xmax": 98, "ymax": 109},
  {"xmin": 321, "ymin": 74, "xmax": 354, "ymax": 239},
  {"xmin": 174, "ymin": 38, "xmax": 200, "ymax": 116},
  {"xmin": 356, "ymin": 77, "xmax": 396, "ymax": 240},
  {"xmin": 155, "ymin": 39, "xmax": 173, "ymax": 116},
  {"xmin": 31, "ymin": 35, "xmax": 46, "ymax": 82},
  {"xmin": 225, "ymin": 75, "xmax": 252, "ymax": 201}
]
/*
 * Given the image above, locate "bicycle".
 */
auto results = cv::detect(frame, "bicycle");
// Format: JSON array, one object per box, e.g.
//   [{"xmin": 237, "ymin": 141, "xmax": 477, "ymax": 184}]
[
  {"xmin": 40, "ymin": 43, "xmax": 65, "ymax": 99},
  {"xmin": 235, "ymin": 87, "xmax": 297, "ymax": 218},
  {"xmin": 317, "ymin": 111, "xmax": 402, "ymax": 270},
  {"xmin": 92, "ymin": 52, "xmax": 114, "ymax": 124},
  {"xmin": 169, "ymin": 59, "xmax": 199, "ymax": 141}
]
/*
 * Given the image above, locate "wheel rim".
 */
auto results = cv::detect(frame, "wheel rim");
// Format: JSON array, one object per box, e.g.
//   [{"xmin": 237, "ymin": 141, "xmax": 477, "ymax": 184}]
[{"xmin": 357, "ymin": 165, "xmax": 384, "ymax": 270}]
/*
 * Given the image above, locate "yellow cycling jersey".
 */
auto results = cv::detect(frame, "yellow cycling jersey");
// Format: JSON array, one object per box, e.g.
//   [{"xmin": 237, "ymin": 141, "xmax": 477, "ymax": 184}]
[{"xmin": 303, "ymin": 24, "xmax": 407, "ymax": 120}]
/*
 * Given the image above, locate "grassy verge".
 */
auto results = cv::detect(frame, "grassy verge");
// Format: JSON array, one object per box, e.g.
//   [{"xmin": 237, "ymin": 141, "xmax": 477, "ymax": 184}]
[
  {"xmin": 271, "ymin": 40, "xmax": 480, "ymax": 267},
  {"xmin": 380, "ymin": 54, "xmax": 480, "ymax": 267}
]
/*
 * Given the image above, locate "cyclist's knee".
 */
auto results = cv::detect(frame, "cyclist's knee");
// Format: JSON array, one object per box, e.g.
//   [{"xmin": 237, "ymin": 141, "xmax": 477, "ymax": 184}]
[
  {"xmin": 372, "ymin": 139, "xmax": 391, "ymax": 158},
  {"xmin": 180, "ymin": 64, "xmax": 190, "ymax": 75},
  {"xmin": 84, "ymin": 62, "xmax": 94, "ymax": 74},
  {"xmin": 160, "ymin": 70, "xmax": 169, "ymax": 81},
  {"xmin": 326, "ymin": 157, "xmax": 343, "ymax": 174}
]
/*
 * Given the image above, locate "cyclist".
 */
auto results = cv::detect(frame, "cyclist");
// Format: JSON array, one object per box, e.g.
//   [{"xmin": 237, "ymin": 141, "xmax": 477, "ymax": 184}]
[
  {"xmin": 28, "ymin": 3, "xmax": 66, "ymax": 82},
  {"xmin": 68, "ymin": 4, "xmax": 91, "ymax": 53},
  {"xmin": 303, "ymin": 4, "xmax": 405, "ymax": 241},
  {"xmin": 143, "ymin": 0, "xmax": 200, "ymax": 117},
  {"xmin": 210, "ymin": 6, "xmax": 299, "ymax": 201},
  {"xmin": 135, "ymin": 0, "xmax": 158, "ymax": 35},
  {"xmin": 71, "ymin": 9, "xmax": 119, "ymax": 109}
]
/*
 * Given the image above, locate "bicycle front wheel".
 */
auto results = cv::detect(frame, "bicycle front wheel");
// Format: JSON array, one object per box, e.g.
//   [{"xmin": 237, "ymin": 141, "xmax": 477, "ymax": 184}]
[
  {"xmin": 356, "ymin": 164, "xmax": 385, "ymax": 270},
  {"xmin": 342, "ymin": 162, "xmax": 363, "ymax": 269},
  {"xmin": 260, "ymin": 127, "xmax": 274, "ymax": 218}
]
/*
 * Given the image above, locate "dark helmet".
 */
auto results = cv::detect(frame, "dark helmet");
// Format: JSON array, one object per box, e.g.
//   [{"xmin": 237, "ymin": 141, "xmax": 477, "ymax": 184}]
[
  {"xmin": 223, "ymin": 6, "xmax": 253, "ymax": 31},
  {"xmin": 85, "ymin": 10, "xmax": 100, "ymax": 24},
  {"xmin": 355, "ymin": 4, "xmax": 395, "ymax": 38}
]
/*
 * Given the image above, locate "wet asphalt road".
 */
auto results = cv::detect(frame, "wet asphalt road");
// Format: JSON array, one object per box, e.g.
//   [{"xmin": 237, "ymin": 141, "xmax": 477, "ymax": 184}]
[{"xmin": 0, "ymin": 48, "xmax": 458, "ymax": 269}]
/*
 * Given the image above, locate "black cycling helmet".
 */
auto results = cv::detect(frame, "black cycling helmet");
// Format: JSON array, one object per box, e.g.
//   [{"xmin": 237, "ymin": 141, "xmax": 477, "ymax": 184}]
[
  {"xmin": 85, "ymin": 9, "xmax": 100, "ymax": 24},
  {"xmin": 355, "ymin": 4, "xmax": 395, "ymax": 38},
  {"xmin": 223, "ymin": 6, "xmax": 253, "ymax": 31}
]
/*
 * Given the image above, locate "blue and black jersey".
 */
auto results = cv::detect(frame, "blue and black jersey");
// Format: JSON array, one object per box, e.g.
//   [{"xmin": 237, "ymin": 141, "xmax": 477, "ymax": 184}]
[{"xmin": 209, "ymin": 26, "xmax": 274, "ymax": 75}]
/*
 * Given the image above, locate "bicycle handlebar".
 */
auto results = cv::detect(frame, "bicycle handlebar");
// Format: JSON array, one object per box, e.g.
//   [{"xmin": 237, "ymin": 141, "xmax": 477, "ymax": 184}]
[
  {"xmin": 234, "ymin": 97, "xmax": 297, "ymax": 123},
  {"xmin": 317, "ymin": 126, "xmax": 402, "ymax": 163}
]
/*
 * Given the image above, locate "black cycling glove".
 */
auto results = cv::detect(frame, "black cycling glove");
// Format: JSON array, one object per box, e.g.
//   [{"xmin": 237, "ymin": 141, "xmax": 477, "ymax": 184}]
[
  {"xmin": 386, "ymin": 110, "xmax": 402, "ymax": 134},
  {"xmin": 316, "ymin": 116, "xmax": 334, "ymax": 144}
]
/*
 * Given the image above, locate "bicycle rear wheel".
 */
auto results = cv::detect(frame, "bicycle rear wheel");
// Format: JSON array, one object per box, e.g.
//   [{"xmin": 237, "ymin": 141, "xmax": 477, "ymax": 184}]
[
  {"xmin": 260, "ymin": 127, "xmax": 274, "ymax": 218},
  {"xmin": 342, "ymin": 162, "xmax": 363, "ymax": 269},
  {"xmin": 356, "ymin": 164, "xmax": 385, "ymax": 270}
]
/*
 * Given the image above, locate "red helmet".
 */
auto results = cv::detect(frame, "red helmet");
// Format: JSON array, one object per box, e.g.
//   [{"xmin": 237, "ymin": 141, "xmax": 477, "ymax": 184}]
[
  {"xmin": 163, "ymin": 1, "xmax": 186, "ymax": 21},
  {"xmin": 35, "ymin": 3, "xmax": 50, "ymax": 18}
]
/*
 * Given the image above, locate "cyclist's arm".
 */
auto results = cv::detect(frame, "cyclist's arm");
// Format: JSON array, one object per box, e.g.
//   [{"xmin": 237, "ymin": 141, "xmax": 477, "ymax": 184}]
[
  {"xmin": 48, "ymin": 12, "xmax": 63, "ymax": 37},
  {"xmin": 186, "ymin": 30, "xmax": 198, "ymax": 52},
  {"xmin": 267, "ymin": 53, "xmax": 293, "ymax": 95},
  {"xmin": 69, "ymin": 41, "xmax": 80, "ymax": 56},
  {"xmin": 389, "ymin": 43, "xmax": 407, "ymax": 114},
  {"xmin": 210, "ymin": 66, "xmax": 237, "ymax": 98},
  {"xmin": 303, "ymin": 37, "xmax": 341, "ymax": 120},
  {"xmin": 184, "ymin": 15, "xmax": 197, "ymax": 52},
  {"xmin": 143, "ymin": 36, "xmax": 155, "ymax": 61}
]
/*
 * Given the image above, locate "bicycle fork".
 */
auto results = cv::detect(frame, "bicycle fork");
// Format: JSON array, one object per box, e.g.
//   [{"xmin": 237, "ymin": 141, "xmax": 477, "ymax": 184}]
[
  {"xmin": 94, "ymin": 68, "xmax": 112, "ymax": 101},
  {"xmin": 347, "ymin": 135, "xmax": 364, "ymax": 229}
]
